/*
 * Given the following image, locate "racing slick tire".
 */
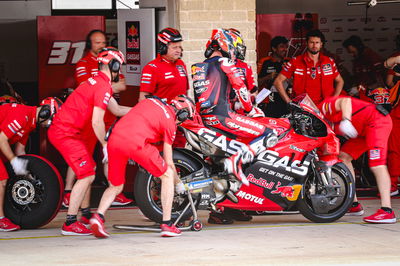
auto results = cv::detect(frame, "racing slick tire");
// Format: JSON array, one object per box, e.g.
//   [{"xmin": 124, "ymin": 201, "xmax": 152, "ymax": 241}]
[
  {"xmin": 4, "ymin": 155, "xmax": 63, "ymax": 229},
  {"xmin": 134, "ymin": 149, "xmax": 201, "ymax": 224},
  {"xmin": 297, "ymin": 162, "xmax": 355, "ymax": 223}
]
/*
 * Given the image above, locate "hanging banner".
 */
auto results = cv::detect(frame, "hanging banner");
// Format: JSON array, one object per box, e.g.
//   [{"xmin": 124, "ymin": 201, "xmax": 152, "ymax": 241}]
[{"xmin": 126, "ymin": 21, "xmax": 141, "ymax": 73}]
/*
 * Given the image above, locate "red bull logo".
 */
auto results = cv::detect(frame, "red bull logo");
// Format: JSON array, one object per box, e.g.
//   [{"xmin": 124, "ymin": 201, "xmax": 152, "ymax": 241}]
[
  {"xmin": 191, "ymin": 65, "xmax": 206, "ymax": 76},
  {"xmin": 271, "ymin": 182, "xmax": 302, "ymax": 201},
  {"xmin": 128, "ymin": 25, "xmax": 138, "ymax": 37}
]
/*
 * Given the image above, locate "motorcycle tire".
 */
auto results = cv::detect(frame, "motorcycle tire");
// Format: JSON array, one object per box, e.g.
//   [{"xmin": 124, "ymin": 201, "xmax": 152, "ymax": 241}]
[
  {"xmin": 296, "ymin": 162, "xmax": 355, "ymax": 223},
  {"xmin": 134, "ymin": 149, "xmax": 202, "ymax": 224},
  {"xmin": 4, "ymin": 155, "xmax": 63, "ymax": 229}
]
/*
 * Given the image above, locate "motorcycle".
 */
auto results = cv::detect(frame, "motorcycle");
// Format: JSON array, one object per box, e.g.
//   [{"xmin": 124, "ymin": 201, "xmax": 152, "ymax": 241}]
[{"xmin": 134, "ymin": 94, "xmax": 355, "ymax": 228}]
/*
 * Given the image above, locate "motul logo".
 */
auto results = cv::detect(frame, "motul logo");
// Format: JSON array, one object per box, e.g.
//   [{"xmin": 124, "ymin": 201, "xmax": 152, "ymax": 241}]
[{"xmin": 236, "ymin": 191, "xmax": 264, "ymax": 204}]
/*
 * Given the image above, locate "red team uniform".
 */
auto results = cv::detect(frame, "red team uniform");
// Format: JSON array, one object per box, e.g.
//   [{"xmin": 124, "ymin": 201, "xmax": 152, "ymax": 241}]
[
  {"xmin": 48, "ymin": 72, "xmax": 112, "ymax": 179},
  {"xmin": 75, "ymin": 52, "xmax": 116, "ymax": 130},
  {"xmin": 321, "ymin": 96, "xmax": 392, "ymax": 167},
  {"xmin": 140, "ymin": 55, "xmax": 189, "ymax": 102},
  {"xmin": 281, "ymin": 53, "xmax": 339, "ymax": 105},
  {"xmin": 0, "ymin": 104, "xmax": 37, "ymax": 180},
  {"xmin": 107, "ymin": 98, "xmax": 176, "ymax": 186}
]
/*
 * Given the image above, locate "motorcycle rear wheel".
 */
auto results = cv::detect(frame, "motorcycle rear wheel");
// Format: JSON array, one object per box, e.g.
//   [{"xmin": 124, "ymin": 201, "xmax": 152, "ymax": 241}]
[
  {"xmin": 5, "ymin": 155, "xmax": 63, "ymax": 229},
  {"xmin": 134, "ymin": 150, "xmax": 201, "ymax": 224},
  {"xmin": 297, "ymin": 162, "xmax": 355, "ymax": 223}
]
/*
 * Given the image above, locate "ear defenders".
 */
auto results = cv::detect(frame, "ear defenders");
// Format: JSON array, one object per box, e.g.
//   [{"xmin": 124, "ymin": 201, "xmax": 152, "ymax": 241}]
[
  {"xmin": 158, "ymin": 42, "xmax": 168, "ymax": 55},
  {"xmin": 176, "ymin": 108, "xmax": 190, "ymax": 122},
  {"xmin": 39, "ymin": 105, "xmax": 51, "ymax": 120},
  {"xmin": 109, "ymin": 59, "xmax": 121, "ymax": 73}
]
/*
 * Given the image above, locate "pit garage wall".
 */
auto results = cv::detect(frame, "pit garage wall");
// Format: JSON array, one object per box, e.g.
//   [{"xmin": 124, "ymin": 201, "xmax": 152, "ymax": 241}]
[{"xmin": 177, "ymin": 0, "xmax": 257, "ymax": 93}]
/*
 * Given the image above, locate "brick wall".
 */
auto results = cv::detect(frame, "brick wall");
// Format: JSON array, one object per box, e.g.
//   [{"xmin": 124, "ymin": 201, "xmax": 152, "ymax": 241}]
[{"xmin": 177, "ymin": 0, "xmax": 256, "ymax": 94}]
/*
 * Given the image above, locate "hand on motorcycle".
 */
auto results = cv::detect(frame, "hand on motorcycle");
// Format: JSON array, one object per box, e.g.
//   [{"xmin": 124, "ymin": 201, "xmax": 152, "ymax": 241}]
[
  {"xmin": 247, "ymin": 106, "xmax": 265, "ymax": 118},
  {"xmin": 175, "ymin": 182, "xmax": 186, "ymax": 194},
  {"xmin": 10, "ymin": 157, "xmax": 28, "ymax": 175},
  {"xmin": 339, "ymin": 119, "xmax": 358, "ymax": 139}
]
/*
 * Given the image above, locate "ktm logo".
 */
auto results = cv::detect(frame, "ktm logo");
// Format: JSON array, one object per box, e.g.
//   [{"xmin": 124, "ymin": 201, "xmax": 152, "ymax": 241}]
[{"xmin": 47, "ymin": 41, "xmax": 86, "ymax": 65}]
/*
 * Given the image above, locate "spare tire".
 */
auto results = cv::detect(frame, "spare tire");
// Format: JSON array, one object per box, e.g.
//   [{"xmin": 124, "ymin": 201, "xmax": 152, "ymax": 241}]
[{"xmin": 4, "ymin": 155, "xmax": 63, "ymax": 229}]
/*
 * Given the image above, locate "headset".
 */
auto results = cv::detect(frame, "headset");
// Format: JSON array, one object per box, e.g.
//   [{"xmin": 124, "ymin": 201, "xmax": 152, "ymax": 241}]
[
  {"xmin": 158, "ymin": 42, "xmax": 168, "ymax": 55},
  {"xmin": 38, "ymin": 105, "xmax": 51, "ymax": 120},
  {"xmin": 85, "ymin": 29, "xmax": 106, "ymax": 50},
  {"xmin": 176, "ymin": 108, "xmax": 190, "ymax": 122}
]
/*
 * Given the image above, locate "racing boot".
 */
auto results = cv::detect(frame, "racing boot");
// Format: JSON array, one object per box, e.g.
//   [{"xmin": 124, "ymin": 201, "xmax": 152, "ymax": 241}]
[{"xmin": 223, "ymin": 152, "xmax": 249, "ymax": 186}]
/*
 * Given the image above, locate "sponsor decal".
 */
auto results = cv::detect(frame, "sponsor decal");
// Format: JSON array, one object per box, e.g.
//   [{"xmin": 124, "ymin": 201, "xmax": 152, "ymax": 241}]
[
  {"xmin": 377, "ymin": 16, "xmax": 386, "ymax": 22},
  {"xmin": 235, "ymin": 116, "xmax": 264, "ymax": 130},
  {"xmin": 334, "ymin": 27, "xmax": 343, "ymax": 33},
  {"xmin": 195, "ymin": 87, "xmax": 207, "ymax": 94},
  {"xmin": 227, "ymin": 121, "xmax": 260, "ymax": 136},
  {"xmin": 126, "ymin": 21, "xmax": 141, "ymax": 73},
  {"xmin": 369, "ymin": 149, "xmax": 381, "ymax": 160},
  {"xmin": 271, "ymin": 182, "xmax": 302, "ymax": 201},
  {"xmin": 236, "ymin": 191, "xmax": 264, "ymax": 204},
  {"xmin": 193, "ymin": 80, "xmax": 210, "ymax": 88},
  {"xmin": 247, "ymin": 174, "xmax": 275, "ymax": 189},
  {"xmin": 258, "ymin": 150, "xmax": 310, "ymax": 176},
  {"xmin": 289, "ymin": 145, "xmax": 305, "ymax": 153},
  {"xmin": 191, "ymin": 65, "xmax": 206, "ymax": 75},
  {"xmin": 198, "ymin": 128, "xmax": 247, "ymax": 154}
]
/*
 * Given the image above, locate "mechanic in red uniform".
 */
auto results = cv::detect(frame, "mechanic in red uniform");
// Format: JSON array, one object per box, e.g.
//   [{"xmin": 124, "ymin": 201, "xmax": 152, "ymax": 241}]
[
  {"xmin": 320, "ymin": 96, "xmax": 396, "ymax": 223},
  {"xmin": 274, "ymin": 30, "xmax": 344, "ymax": 105},
  {"xmin": 63, "ymin": 30, "xmax": 132, "ymax": 209},
  {"xmin": 139, "ymin": 27, "xmax": 189, "ymax": 148},
  {"xmin": 192, "ymin": 28, "xmax": 277, "ymax": 186},
  {"xmin": 48, "ymin": 48, "xmax": 130, "ymax": 236},
  {"xmin": 89, "ymin": 95, "xmax": 195, "ymax": 238},
  {"xmin": 384, "ymin": 54, "xmax": 400, "ymax": 195},
  {"xmin": 0, "ymin": 97, "xmax": 61, "ymax": 231}
]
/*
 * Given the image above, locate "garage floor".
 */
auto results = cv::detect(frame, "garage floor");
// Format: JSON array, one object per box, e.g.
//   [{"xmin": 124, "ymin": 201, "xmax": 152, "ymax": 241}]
[{"xmin": 1, "ymin": 197, "xmax": 400, "ymax": 265}]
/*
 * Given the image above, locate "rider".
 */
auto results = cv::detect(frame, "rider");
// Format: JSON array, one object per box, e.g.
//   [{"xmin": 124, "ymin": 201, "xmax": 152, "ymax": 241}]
[
  {"xmin": 89, "ymin": 95, "xmax": 195, "ymax": 238},
  {"xmin": 192, "ymin": 28, "xmax": 277, "ymax": 186},
  {"xmin": 320, "ymin": 96, "xmax": 396, "ymax": 223},
  {"xmin": 0, "ymin": 97, "xmax": 62, "ymax": 231}
]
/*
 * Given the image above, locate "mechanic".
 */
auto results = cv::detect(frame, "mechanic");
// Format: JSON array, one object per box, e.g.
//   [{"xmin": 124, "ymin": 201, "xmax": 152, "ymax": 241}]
[
  {"xmin": 274, "ymin": 29, "xmax": 344, "ymax": 105},
  {"xmin": 139, "ymin": 27, "xmax": 189, "ymax": 148},
  {"xmin": 320, "ymin": 96, "xmax": 396, "ymax": 224},
  {"xmin": 62, "ymin": 31, "xmax": 132, "ymax": 210},
  {"xmin": 89, "ymin": 95, "xmax": 195, "ymax": 238},
  {"xmin": 48, "ymin": 48, "xmax": 131, "ymax": 236},
  {"xmin": 0, "ymin": 97, "xmax": 62, "ymax": 231}
]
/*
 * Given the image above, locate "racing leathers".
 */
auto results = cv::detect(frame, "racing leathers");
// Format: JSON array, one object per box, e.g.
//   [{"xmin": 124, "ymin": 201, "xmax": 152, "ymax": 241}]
[{"xmin": 192, "ymin": 56, "xmax": 275, "ymax": 185}]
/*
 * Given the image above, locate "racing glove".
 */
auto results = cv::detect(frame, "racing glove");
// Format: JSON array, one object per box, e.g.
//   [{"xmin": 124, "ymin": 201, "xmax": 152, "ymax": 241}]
[
  {"xmin": 247, "ymin": 106, "xmax": 265, "ymax": 118},
  {"xmin": 10, "ymin": 157, "xmax": 28, "ymax": 175},
  {"xmin": 339, "ymin": 119, "xmax": 358, "ymax": 139},
  {"xmin": 102, "ymin": 144, "xmax": 108, "ymax": 164}
]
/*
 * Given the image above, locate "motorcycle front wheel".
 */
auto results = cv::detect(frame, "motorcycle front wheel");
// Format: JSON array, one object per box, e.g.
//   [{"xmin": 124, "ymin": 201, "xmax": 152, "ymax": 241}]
[
  {"xmin": 134, "ymin": 149, "xmax": 201, "ymax": 224},
  {"xmin": 5, "ymin": 155, "xmax": 63, "ymax": 229},
  {"xmin": 297, "ymin": 162, "xmax": 355, "ymax": 223}
]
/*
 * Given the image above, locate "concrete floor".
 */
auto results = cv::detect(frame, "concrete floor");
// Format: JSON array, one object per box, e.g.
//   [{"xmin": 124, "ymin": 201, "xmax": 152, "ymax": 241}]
[{"xmin": 1, "ymin": 197, "xmax": 400, "ymax": 265}]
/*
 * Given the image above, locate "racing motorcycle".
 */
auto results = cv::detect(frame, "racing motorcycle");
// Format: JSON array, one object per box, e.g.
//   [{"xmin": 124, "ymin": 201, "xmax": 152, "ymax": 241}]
[{"xmin": 134, "ymin": 94, "xmax": 355, "ymax": 229}]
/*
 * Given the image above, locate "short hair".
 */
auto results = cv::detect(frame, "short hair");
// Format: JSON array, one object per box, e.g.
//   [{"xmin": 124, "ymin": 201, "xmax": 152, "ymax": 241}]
[
  {"xmin": 306, "ymin": 29, "xmax": 326, "ymax": 43},
  {"xmin": 270, "ymin": 36, "xmax": 288, "ymax": 49},
  {"xmin": 342, "ymin": 35, "xmax": 365, "ymax": 52}
]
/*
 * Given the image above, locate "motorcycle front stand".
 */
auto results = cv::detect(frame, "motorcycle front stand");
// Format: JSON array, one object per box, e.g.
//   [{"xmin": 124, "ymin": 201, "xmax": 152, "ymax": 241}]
[{"xmin": 113, "ymin": 192, "xmax": 203, "ymax": 232}]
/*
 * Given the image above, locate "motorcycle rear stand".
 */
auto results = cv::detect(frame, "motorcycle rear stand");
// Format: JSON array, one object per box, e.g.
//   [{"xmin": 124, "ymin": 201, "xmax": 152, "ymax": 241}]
[{"xmin": 113, "ymin": 191, "xmax": 203, "ymax": 233}]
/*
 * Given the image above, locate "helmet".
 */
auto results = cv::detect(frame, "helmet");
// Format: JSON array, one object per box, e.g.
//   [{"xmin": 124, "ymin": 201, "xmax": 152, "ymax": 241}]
[
  {"xmin": 98, "ymin": 47, "xmax": 125, "ymax": 82},
  {"xmin": 0, "ymin": 95, "xmax": 18, "ymax": 105},
  {"xmin": 204, "ymin": 28, "xmax": 236, "ymax": 60},
  {"xmin": 170, "ymin": 95, "xmax": 196, "ymax": 123},
  {"xmin": 157, "ymin": 27, "xmax": 183, "ymax": 55},
  {"xmin": 229, "ymin": 28, "xmax": 246, "ymax": 60},
  {"xmin": 38, "ymin": 97, "xmax": 63, "ymax": 127}
]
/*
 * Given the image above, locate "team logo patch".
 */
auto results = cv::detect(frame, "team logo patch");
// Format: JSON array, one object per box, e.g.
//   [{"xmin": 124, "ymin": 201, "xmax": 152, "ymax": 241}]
[{"xmin": 369, "ymin": 149, "xmax": 381, "ymax": 160}]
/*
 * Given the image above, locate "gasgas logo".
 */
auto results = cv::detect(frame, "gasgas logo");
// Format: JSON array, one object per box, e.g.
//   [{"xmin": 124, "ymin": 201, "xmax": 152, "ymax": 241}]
[
  {"xmin": 258, "ymin": 150, "xmax": 310, "ymax": 176},
  {"xmin": 198, "ymin": 128, "xmax": 247, "ymax": 155},
  {"xmin": 236, "ymin": 191, "xmax": 264, "ymax": 204}
]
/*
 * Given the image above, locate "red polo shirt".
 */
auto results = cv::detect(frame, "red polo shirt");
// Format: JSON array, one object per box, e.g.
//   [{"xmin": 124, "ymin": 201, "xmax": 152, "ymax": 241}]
[
  {"xmin": 0, "ymin": 104, "xmax": 36, "ymax": 145},
  {"xmin": 140, "ymin": 55, "xmax": 189, "ymax": 102},
  {"xmin": 281, "ymin": 52, "xmax": 339, "ymax": 104},
  {"xmin": 75, "ymin": 52, "xmax": 99, "ymax": 85}
]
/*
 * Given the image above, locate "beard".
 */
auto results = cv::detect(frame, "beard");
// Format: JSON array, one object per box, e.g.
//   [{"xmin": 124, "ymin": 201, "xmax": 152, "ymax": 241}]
[{"xmin": 307, "ymin": 48, "xmax": 320, "ymax": 55}]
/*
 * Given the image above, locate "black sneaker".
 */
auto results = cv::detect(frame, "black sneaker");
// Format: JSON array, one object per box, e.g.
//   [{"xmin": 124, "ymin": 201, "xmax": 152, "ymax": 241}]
[
  {"xmin": 208, "ymin": 211, "xmax": 234, "ymax": 224},
  {"xmin": 224, "ymin": 208, "xmax": 253, "ymax": 221}
]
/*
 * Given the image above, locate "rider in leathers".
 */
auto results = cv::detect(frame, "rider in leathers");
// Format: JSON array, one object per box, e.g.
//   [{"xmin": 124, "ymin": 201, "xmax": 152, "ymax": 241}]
[{"xmin": 191, "ymin": 28, "xmax": 276, "ymax": 185}]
